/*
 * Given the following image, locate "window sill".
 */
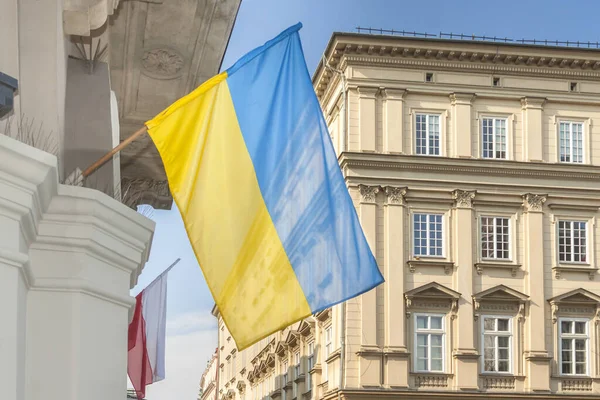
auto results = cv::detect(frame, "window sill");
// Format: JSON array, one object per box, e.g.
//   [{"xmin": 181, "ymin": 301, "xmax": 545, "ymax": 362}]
[
  {"xmin": 553, "ymin": 265, "xmax": 598, "ymax": 280},
  {"xmin": 407, "ymin": 259, "xmax": 454, "ymax": 275},
  {"xmin": 475, "ymin": 262, "xmax": 521, "ymax": 277}
]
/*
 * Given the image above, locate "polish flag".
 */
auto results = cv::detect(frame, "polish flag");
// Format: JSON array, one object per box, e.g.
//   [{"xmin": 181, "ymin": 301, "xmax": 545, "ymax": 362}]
[{"xmin": 128, "ymin": 259, "xmax": 179, "ymax": 399}]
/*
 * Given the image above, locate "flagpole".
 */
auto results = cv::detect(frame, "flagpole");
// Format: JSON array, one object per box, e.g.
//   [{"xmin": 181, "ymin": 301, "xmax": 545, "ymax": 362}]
[
  {"xmin": 143, "ymin": 258, "xmax": 181, "ymax": 289},
  {"xmin": 82, "ymin": 125, "xmax": 147, "ymax": 178}
]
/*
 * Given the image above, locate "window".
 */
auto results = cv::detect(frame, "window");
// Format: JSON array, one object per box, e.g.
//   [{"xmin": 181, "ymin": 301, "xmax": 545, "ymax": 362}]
[
  {"xmin": 493, "ymin": 77, "xmax": 501, "ymax": 87},
  {"xmin": 426, "ymin": 72, "xmax": 434, "ymax": 82},
  {"xmin": 415, "ymin": 113, "xmax": 441, "ymax": 155},
  {"xmin": 481, "ymin": 217, "xmax": 510, "ymax": 260},
  {"xmin": 482, "ymin": 317, "xmax": 511, "ymax": 373},
  {"xmin": 570, "ymin": 82, "xmax": 578, "ymax": 92},
  {"xmin": 559, "ymin": 121, "xmax": 584, "ymax": 163},
  {"xmin": 560, "ymin": 319, "xmax": 589, "ymax": 375},
  {"xmin": 413, "ymin": 213, "xmax": 443, "ymax": 257},
  {"xmin": 294, "ymin": 352, "xmax": 300, "ymax": 378},
  {"xmin": 282, "ymin": 361, "xmax": 288, "ymax": 400},
  {"xmin": 481, "ymin": 117, "xmax": 507, "ymax": 159},
  {"xmin": 307, "ymin": 342, "xmax": 314, "ymax": 392},
  {"xmin": 558, "ymin": 221, "xmax": 587, "ymax": 263},
  {"xmin": 324, "ymin": 326, "xmax": 332, "ymax": 381},
  {"xmin": 414, "ymin": 314, "xmax": 444, "ymax": 372}
]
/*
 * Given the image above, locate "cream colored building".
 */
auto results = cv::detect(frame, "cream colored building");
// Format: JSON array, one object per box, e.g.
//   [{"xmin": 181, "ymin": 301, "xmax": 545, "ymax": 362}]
[{"xmin": 211, "ymin": 32, "xmax": 600, "ymax": 400}]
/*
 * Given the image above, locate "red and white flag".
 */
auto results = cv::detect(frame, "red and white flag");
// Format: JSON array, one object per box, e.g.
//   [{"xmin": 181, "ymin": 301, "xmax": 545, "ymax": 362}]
[{"xmin": 128, "ymin": 259, "xmax": 179, "ymax": 399}]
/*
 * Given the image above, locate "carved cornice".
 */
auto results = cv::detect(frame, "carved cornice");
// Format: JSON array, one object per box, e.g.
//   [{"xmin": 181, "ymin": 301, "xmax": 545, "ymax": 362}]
[
  {"xmin": 356, "ymin": 86, "xmax": 379, "ymax": 98},
  {"xmin": 358, "ymin": 184, "xmax": 379, "ymax": 204},
  {"xmin": 384, "ymin": 186, "xmax": 407, "ymax": 205},
  {"xmin": 548, "ymin": 288, "xmax": 600, "ymax": 323},
  {"xmin": 315, "ymin": 39, "xmax": 600, "ymax": 97},
  {"xmin": 453, "ymin": 189, "xmax": 476, "ymax": 208},
  {"xmin": 340, "ymin": 153, "xmax": 600, "ymax": 181},
  {"xmin": 522, "ymin": 193, "xmax": 547, "ymax": 212}
]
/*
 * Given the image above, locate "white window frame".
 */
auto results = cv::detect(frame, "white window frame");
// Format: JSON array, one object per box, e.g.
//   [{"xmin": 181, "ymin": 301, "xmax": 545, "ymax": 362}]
[
  {"xmin": 281, "ymin": 361, "xmax": 289, "ymax": 400},
  {"xmin": 413, "ymin": 313, "xmax": 446, "ymax": 373},
  {"xmin": 558, "ymin": 317, "xmax": 590, "ymax": 376},
  {"xmin": 557, "ymin": 220, "xmax": 588, "ymax": 264},
  {"xmin": 324, "ymin": 326, "xmax": 332, "ymax": 381},
  {"xmin": 480, "ymin": 315, "xmax": 513, "ymax": 374},
  {"xmin": 414, "ymin": 113, "xmax": 442, "ymax": 156},
  {"xmin": 480, "ymin": 216, "xmax": 511, "ymax": 261},
  {"xmin": 412, "ymin": 213, "xmax": 444, "ymax": 258},
  {"xmin": 306, "ymin": 342, "xmax": 314, "ymax": 393},
  {"xmin": 558, "ymin": 121, "xmax": 585, "ymax": 164},
  {"xmin": 481, "ymin": 117, "xmax": 508, "ymax": 159}
]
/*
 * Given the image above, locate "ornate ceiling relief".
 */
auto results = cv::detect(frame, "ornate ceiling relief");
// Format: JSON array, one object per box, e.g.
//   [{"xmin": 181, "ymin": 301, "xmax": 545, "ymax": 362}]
[{"xmin": 141, "ymin": 47, "xmax": 185, "ymax": 80}]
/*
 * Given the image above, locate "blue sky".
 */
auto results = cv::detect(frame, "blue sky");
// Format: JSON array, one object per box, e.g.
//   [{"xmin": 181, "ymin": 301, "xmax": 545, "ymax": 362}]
[{"xmin": 135, "ymin": 1, "xmax": 600, "ymax": 398}]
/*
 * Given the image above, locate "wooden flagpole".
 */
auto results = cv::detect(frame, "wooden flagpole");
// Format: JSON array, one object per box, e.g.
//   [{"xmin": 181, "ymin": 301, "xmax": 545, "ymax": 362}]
[{"xmin": 81, "ymin": 125, "xmax": 147, "ymax": 178}]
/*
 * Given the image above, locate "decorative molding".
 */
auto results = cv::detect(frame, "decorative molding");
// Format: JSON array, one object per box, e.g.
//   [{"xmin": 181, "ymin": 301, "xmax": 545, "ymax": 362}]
[
  {"xmin": 475, "ymin": 262, "xmax": 521, "ymax": 277},
  {"xmin": 141, "ymin": 47, "xmax": 185, "ymax": 80},
  {"xmin": 561, "ymin": 378, "xmax": 593, "ymax": 392},
  {"xmin": 522, "ymin": 193, "xmax": 547, "ymax": 212},
  {"xmin": 413, "ymin": 374, "xmax": 449, "ymax": 388},
  {"xmin": 63, "ymin": 0, "xmax": 119, "ymax": 36},
  {"xmin": 356, "ymin": 86, "xmax": 379, "ymax": 98},
  {"xmin": 520, "ymin": 96, "xmax": 547, "ymax": 110},
  {"xmin": 358, "ymin": 184, "xmax": 379, "ymax": 204},
  {"xmin": 380, "ymin": 88, "xmax": 406, "ymax": 100},
  {"xmin": 553, "ymin": 265, "xmax": 598, "ymax": 280},
  {"xmin": 120, "ymin": 177, "xmax": 171, "ymax": 210},
  {"xmin": 482, "ymin": 375, "xmax": 516, "ymax": 390},
  {"xmin": 449, "ymin": 92, "xmax": 475, "ymax": 106},
  {"xmin": 453, "ymin": 189, "xmax": 476, "ymax": 208},
  {"xmin": 407, "ymin": 259, "xmax": 454, "ymax": 274},
  {"xmin": 548, "ymin": 288, "xmax": 600, "ymax": 323},
  {"xmin": 384, "ymin": 186, "xmax": 407, "ymax": 205}
]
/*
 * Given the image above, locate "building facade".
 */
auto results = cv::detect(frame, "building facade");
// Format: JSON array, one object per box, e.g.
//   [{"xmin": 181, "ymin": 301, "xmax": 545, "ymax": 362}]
[
  {"xmin": 200, "ymin": 350, "xmax": 219, "ymax": 400},
  {"xmin": 211, "ymin": 32, "xmax": 600, "ymax": 400}
]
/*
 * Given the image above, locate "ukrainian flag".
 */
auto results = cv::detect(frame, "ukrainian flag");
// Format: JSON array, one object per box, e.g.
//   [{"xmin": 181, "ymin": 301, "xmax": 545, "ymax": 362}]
[{"xmin": 146, "ymin": 23, "xmax": 384, "ymax": 349}]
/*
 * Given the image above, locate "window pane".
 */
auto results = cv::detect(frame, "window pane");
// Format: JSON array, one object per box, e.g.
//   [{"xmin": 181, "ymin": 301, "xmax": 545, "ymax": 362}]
[
  {"xmin": 430, "ymin": 317, "xmax": 442, "ymax": 330},
  {"xmin": 498, "ymin": 348, "xmax": 509, "ymax": 360},
  {"xmin": 576, "ymin": 363, "xmax": 586, "ymax": 374},
  {"xmin": 497, "ymin": 319, "xmax": 509, "ymax": 332},
  {"xmin": 575, "ymin": 321, "xmax": 586, "ymax": 334},
  {"xmin": 575, "ymin": 339, "xmax": 586, "ymax": 351},
  {"xmin": 417, "ymin": 316, "xmax": 427, "ymax": 330},
  {"xmin": 484, "ymin": 318, "xmax": 495, "ymax": 331},
  {"xmin": 498, "ymin": 360, "xmax": 509, "ymax": 372},
  {"xmin": 484, "ymin": 360, "xmax": 495, "ymax": 372},
  {"xmin": 561, "ymin": 321, "xmax": 572, "ymax": 334},
  {"xmin": 431, "ymin": 359, "xmax": 443, "ymax": 371},
  {"xmin": 417, "ymin": 359, "xmax": 427, "ymax": 371},
  {"xmin": 562, "ymin": 338, "xmax": 572, "ymax": 351},
  {"xmin": 430, "ymin": 345, "xmax": 442, "ymax": 359},
  {"xmin": 562, "ymin": 361, "xmax": 572, "ymax": 374},
  {"xmin": 417, "ymin": 334, "xmax": 428, "ymax": 346},
  {"xmin": 430, "ymin": 334, "xmax": 443, "ymax": 346}
]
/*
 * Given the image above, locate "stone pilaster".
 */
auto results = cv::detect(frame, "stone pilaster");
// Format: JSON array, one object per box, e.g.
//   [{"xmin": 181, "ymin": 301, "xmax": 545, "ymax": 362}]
[
  {"xmin": 381, "ymin": 89, "xmax": 406, "ymax": 154},
  {"xmin": 451, "ymin": 189, "xmax": 479, "ymax": 390},
  {"xmin": 521, "ymin": 97, "xmax": 547, "ymax": 162},
  {"xmin": 450, "ymin": 93, "xmax": 476, "ymax": 158},
  {"xmin": 383, "ymin": 186, "xmax": 409, "ymax": 388},
  {"xmin": 357, "ymin": 87, "xmax": 378, "ymax": 152},
  {"xmin": 357, "ymin": 184, "xmax": 381, "ymax": 387},
  {"xmin": 522, "ymin": 193, "xmax": 551, "ymax": 392}
]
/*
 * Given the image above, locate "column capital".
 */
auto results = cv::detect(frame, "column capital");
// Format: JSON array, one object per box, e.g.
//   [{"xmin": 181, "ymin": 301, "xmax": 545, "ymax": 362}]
[
  {"xmin": 453, "ymin": 189, "xmax": 476, "ymax": 208},
  {"xmin": 380, "ymin": 88, "xmax": 406, "ymax": 100},
  {"xmin": 522, "ymin": 193, "xmax": 547, "ymax": 212},
  {"xmin": 359, "ymin": 184, "xmax": 380, "ymax": 204},
  {"xmin": 356, "ymin": 86, "xmax": 379, "ymax": 99},
  {"xmin": 521, "ymin": 96, "xmax": 547, "ymax": 110},
  {"xmin": 449, "ymin": 92, "xmax": 476, "ymax": 106},
  {"xmin": 384, "ymin": 186, "xmax": 407, "ymax": 206}
]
